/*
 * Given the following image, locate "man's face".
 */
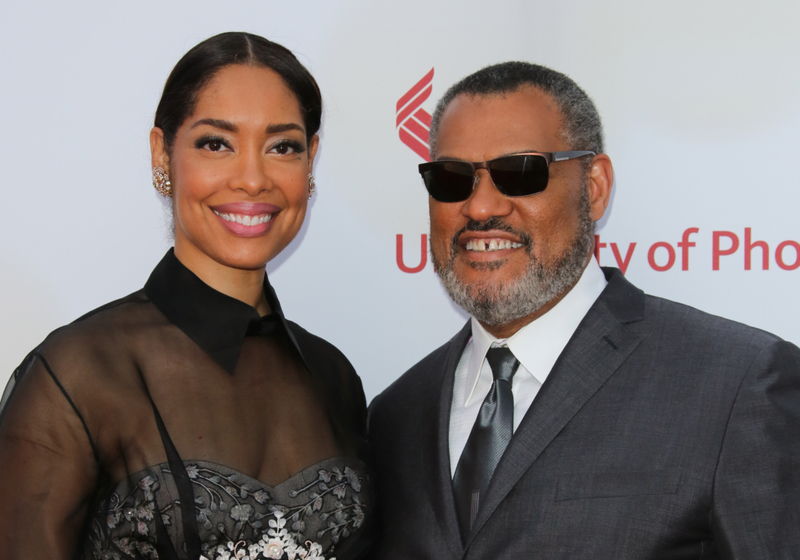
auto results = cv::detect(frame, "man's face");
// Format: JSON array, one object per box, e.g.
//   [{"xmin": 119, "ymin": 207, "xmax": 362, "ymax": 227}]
[{"xmin": 429, "ymin": 86, "xmax": 597, "ymax": 335}]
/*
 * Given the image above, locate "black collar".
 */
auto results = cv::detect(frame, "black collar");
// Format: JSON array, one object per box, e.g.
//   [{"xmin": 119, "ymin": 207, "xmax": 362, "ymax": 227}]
[{"xmin": 144, "ymin": 249, "xmax": 293, "ymax": 375}]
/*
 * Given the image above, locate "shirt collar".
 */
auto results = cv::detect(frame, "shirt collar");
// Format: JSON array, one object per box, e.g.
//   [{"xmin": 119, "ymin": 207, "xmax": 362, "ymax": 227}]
[
  {"xmin": 144, "ymin": 248, "xmax": 291, "ymax": 375},
  {"xmin": 463, "ymin": 258, "xmax": 608, "ymax": 405}
]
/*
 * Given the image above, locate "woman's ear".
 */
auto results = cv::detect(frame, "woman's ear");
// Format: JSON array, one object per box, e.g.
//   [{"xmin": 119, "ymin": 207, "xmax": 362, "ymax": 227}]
[
  {"xmin": 150, "ymin": 127, "xmax": 168, "ymax": 171},
  {"xmin": 307, "ymin": 134, "xmax": 320, "ymax": 174}
]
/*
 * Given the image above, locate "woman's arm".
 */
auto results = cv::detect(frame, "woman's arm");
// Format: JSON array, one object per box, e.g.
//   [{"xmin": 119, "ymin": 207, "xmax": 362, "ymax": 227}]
[{"xmin": 0, "ymin": 354, "xmax": 98, "ymax": 559}]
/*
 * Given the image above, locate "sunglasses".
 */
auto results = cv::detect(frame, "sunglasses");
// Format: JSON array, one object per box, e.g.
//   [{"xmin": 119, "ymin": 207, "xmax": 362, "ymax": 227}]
[{"xmin": 418, "ymin": 151, "xmax": 596, "ymax": 203}]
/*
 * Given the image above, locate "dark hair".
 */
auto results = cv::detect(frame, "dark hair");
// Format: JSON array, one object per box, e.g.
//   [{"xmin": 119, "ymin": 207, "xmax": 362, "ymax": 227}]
[
  {"xmin": 154, "ymin": 32, "xmax": 322, "ymax": 155},
  {"xmin": 429, "ymin": 61, "xmax": 603, "ymax": 161}
]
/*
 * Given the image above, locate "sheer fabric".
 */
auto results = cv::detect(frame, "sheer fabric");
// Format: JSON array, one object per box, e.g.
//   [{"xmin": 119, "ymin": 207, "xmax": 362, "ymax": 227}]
[{"xmin": 0, "ymin": 250, "xmax": 375, "ymax": 560}]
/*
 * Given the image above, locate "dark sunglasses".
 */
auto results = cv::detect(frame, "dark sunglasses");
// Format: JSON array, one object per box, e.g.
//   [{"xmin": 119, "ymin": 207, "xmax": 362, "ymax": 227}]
[{"xmin": 418, "ymin": 151, "xmax": 596, "ymax": 203}]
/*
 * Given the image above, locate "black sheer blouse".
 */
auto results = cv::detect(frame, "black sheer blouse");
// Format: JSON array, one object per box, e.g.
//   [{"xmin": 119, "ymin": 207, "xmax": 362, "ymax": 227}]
[{"xmin": 0, "ymin": 250, "xmax": 375, "ymax": 560}]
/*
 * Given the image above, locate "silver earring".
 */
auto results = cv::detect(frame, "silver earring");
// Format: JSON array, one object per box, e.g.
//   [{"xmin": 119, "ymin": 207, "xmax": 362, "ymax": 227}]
[
  {"xmin": 308, "ymin": 173, "xmax": 316, "ymax": 199},
  {"xmin": 152, "ymin": 166, "xmax": 172, "ymax": 197}
]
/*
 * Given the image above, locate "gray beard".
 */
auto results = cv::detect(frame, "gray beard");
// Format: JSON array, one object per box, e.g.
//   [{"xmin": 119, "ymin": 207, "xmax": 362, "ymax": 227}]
[{"xmin": 432, "ymin": 188, "xmax": 595, "ymax": 327}]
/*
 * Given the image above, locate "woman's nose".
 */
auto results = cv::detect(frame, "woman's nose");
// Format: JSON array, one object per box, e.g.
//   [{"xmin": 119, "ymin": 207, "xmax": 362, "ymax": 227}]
[{"xmin": 231, "ymin": 149, "xmax": 270, "ymax": 195}]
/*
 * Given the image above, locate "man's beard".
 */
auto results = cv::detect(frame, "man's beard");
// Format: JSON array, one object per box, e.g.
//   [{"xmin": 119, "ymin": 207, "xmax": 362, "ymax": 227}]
[{"xmin": 431, "ymin": 188, "xmax": 595, "ymax": 327}]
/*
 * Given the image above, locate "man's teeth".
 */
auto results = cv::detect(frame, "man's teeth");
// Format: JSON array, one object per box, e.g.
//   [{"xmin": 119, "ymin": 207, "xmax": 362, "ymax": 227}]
[
  {"xmin": 465, "ymin": 239, "xmax": 524, "ymax": 252},
  {"xmin": 213, "ymin": 211, "xmax": 272, "ymax": 226}
]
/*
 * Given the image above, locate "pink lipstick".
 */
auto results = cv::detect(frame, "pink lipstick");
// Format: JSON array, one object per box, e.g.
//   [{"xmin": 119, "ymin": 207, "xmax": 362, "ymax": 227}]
[{"xmin": 210, "ymin": 202, "xmax": 281, "ymax": 238}]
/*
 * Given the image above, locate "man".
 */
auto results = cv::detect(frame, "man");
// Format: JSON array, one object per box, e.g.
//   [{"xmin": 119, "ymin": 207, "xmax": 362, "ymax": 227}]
[{"xmin": 368, "ymin": 62, "xmax": 800, "ymax": 559}]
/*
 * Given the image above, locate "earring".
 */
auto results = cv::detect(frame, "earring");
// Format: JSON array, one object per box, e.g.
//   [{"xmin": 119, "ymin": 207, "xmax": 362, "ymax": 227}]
[
  {"xmin": 308, "ymin": 173, "xmax": 316, "ymax": 199},
  {"xmin": 152, "ymin": 166, "xmax": 172, "ymax": 197}
]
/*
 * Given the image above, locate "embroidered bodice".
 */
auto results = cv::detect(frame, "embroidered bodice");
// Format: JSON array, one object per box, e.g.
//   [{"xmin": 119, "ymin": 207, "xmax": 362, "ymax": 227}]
[{"xmin": 89, "ymin": 458, "xmax": 369, "ymax": 560}]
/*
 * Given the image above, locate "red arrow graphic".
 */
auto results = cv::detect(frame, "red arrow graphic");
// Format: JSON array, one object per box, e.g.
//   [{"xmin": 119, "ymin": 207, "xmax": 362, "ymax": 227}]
[{"xmin": 396, "ymin": 68, "xmax": 434, "ymax": 162}]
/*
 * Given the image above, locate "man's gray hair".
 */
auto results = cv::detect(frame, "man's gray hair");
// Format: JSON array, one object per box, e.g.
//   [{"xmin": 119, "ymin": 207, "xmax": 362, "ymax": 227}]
[{"xmin": 429, "ymin": 61, "xmax": 604, "ymax": 161}]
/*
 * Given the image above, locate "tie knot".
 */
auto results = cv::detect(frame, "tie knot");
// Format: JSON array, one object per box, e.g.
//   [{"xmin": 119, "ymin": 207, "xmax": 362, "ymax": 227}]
[{"xmin": 485, "ymin": 347, "xmax": 519, "ymax": 383}]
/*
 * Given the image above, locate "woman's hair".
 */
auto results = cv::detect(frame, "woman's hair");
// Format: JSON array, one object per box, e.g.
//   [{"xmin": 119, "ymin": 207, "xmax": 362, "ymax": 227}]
[{"xmin": 154, "ymin": 32, "xmax": 322, "ymax": 155}]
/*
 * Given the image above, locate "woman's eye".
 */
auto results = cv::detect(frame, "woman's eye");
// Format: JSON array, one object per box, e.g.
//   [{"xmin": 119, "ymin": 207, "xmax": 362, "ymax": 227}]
[
  {"xmin": 195, "ymin": 137, "xmax": 231, "ymax": 152},
  {"xmin": 270, "ymin": 140, "xmax": 304, "ymax": 155}
]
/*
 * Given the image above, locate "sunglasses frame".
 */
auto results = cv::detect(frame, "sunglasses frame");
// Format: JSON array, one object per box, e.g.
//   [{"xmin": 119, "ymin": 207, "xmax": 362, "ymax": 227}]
[{"xmin": 418, "ymin": 150, "xmax": 596, "ymax": 202}]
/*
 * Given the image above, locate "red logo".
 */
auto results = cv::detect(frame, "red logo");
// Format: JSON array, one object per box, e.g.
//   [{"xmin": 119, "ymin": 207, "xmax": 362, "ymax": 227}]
[
  {"xmin": 396, "ymin": 68, "xmax": 434, "ymax": 161},
  {"xmin": 396, "ymin": 69, "xmax": 434, "ymax": 274}
]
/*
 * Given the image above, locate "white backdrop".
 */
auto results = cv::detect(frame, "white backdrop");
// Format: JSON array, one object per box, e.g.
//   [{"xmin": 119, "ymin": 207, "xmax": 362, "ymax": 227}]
[{"xmin": 2, "ymin": 0, "xmax": 799, "ymax": 401}]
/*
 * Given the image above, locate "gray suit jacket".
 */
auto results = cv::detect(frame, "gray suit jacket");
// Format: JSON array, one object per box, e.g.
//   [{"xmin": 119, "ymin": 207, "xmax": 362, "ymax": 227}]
[{"xmin": 368, "ymin": 268, "xmax": 800, "ymax": 559}]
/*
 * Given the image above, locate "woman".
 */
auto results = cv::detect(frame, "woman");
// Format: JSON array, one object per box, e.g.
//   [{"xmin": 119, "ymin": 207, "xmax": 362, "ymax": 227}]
[{"xmin": 0, "ymin": 32, "xmax": 374, "ymax": 560}]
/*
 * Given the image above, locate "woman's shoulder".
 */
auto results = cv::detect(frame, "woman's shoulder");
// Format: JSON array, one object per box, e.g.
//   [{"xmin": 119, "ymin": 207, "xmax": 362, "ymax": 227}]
[
  {"xmin": 41, "ymin": 289, "xmax": 155, "ymax": 351},
  {"xmin": 284, "ymin": 320, "xmax": 353, "ymax": 367},
  {"xmin": 71, "ymin": 288, "xmax": 151, "ymax": 323},
  {"xmin": 285, "ymin": 321, "xmax": 366, "ymax": 398},
  {"xmin": 24, "ymin": 289, "xmax": 165, "ymax": 386},
  {"xmin": 3, "ymin": 289, "xmax": 161, "ymax": 436}
]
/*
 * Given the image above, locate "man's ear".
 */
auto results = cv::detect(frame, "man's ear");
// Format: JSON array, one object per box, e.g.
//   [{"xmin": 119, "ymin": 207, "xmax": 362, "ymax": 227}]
[
  {"xmin": 586, "ymin": 154, "xmax": 613, "ymax": 221},
  {"xmin": 150, "ymin": 127, "xmax": 168, "ymax": 171}
]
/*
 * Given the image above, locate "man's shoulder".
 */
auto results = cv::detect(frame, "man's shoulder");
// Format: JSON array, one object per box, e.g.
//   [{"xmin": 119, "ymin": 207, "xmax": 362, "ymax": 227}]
[
  {"xmin": 640, "ymin": 291, "xmax": 782, "ymax": 348},
  {"xmin": 602, "ymin": 267, "xmax": 783, "ymax": 350},
  {"xmin": 634, "ymin": 294, "xmax": 797, "ymax": 388}
]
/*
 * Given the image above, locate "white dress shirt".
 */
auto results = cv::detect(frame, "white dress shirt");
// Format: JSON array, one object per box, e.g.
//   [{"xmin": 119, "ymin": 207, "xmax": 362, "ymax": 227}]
[{"xmin": 448, "ymin": 259, "xmax": 608, "ymax": 477}]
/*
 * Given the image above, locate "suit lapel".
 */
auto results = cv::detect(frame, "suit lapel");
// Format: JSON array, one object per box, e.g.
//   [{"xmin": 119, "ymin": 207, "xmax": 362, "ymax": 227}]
[
  {"xmin": 466, "ymin": 269, "xmax": 646, "ymax": 545},
  {"xmin": 421, "ymin": 322, "xmax": 472, "ymax": 558}
]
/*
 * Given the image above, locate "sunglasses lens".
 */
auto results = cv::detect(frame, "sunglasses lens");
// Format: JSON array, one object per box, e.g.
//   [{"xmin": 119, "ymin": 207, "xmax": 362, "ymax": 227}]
[
  {"xmin": 489, "ymin": 155, "xmax": 549, "ymax": 196},
  {"xmin": 420, "ymin": 161, "xmax": 475, "ymax": 202}
]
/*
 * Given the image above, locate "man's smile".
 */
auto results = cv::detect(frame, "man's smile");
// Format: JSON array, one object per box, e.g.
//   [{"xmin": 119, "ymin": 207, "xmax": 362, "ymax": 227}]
[{"xmin": 464, "ymin": 238, "xmax": 525, "ymax": 252}]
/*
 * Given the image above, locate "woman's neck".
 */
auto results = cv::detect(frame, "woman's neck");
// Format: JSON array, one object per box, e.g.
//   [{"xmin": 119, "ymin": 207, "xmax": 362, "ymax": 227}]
[{"xmin": 173, "ymin": 244, "xmax": 271, "ymax": 316}]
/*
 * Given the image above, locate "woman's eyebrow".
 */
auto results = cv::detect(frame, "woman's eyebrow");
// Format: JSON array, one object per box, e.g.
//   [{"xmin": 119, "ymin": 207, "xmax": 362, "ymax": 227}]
[
  {"xmin": 188, "ymin": 120, "xmax": 304, "ymax": 135},
  {"xmin": 266, "ymin": 123, "xmax": 304, "ymax": 134},
  {"xmin": 190, "ymin": 118, "xmax": 237, "ymax": 132}
]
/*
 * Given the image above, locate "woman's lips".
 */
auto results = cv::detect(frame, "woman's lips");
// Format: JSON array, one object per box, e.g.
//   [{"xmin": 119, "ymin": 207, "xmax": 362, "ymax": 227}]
[
  {"xmin": 211, "ymin": 202, "xmax": 281, "ymax": 214},
  {"xmin": 210, "ymin": 202, "xmax": 281, "ymax": 238}
]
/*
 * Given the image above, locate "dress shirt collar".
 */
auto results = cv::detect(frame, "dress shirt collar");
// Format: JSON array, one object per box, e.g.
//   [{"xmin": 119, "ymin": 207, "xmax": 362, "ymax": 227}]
[
  {"xmin": 144, "ymin": 248, "xmax": 294, "ymax": 375},
  {"xmin": 463, "ymin": 258, "xmax": 608, "ymax": 405}
]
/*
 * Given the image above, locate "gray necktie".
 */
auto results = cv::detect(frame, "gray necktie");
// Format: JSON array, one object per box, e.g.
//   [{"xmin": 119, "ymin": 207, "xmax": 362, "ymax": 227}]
[{"xmin": 453, "ymin": 347, "xmax": 520, "ymax": 541}]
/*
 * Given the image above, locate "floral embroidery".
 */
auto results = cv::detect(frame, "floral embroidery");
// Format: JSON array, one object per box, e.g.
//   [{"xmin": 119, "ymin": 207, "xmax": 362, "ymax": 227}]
[
  {"xmin": 89, "ymin": 474, "xmax": 168, "ymax": 559},
  {"xmin": 278, "ymin": 466, "xmax": 365, "ymax": 544},
  {"xmin": 202, "ymin": 512, "xmax": 333, "ymax": 560},
  {"xmin": 86, "ymin": 460, "xmax": 368, "ymax": 560}
]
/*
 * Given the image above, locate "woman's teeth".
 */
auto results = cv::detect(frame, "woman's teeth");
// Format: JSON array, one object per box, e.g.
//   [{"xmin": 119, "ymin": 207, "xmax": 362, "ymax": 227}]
[
  {"xmin": 213, "ymin": 211, "xmax": 272, "ymax": 226},
  {"xmin": 466, "ymin": 239, "xmax": 524, "ymax": 252}
]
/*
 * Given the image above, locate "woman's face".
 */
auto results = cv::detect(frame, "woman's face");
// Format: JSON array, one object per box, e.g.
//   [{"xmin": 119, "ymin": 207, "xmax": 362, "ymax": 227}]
[{"xmin": 151, "ymin": 64, "xmax": 318, "ymax": 274}]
